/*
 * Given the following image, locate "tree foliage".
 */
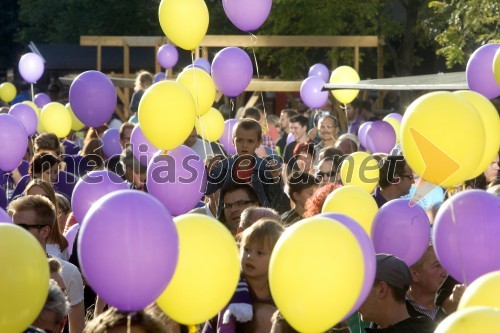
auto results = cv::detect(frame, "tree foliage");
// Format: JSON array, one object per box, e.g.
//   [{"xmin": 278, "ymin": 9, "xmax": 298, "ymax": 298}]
[{"xmin": 426, "ymin": 0, "xmax": 500, "ymax": 68}]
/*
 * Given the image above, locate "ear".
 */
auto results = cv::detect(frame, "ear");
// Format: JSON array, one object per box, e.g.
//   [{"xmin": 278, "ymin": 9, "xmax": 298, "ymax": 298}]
[
  {"xmin": 41, "ymin": 226, "xmax": 51, "ymax": 240},
  {"xmin": 377, "ymin": 281, "xmax": 390, "ymax": 299},
  {"xmin": 291, "ymin": 191, "xmax": 299, "ymax": 203},
  {"xmin": 409, "ymin": 267, "xmax": 419, "ymax": 283}
]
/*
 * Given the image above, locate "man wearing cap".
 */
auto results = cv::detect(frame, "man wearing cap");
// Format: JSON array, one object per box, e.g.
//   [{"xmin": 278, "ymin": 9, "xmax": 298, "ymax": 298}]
[{"xmin": 358, "ymin": 254, "xmax": 435, "ymax": 332}]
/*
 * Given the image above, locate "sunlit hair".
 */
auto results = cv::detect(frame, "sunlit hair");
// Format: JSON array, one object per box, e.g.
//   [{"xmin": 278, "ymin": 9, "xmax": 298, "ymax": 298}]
[
  {"xmin": 8, "ymin": 194, "xmax": 56, "ymax": 230},
  {"xmin": 302, "ymin": 183, "xmax": 341, "ymax": 218},
  {"xmin": 240, "ymin": 219, "xmax": 284, "ymax": 252},
  {"xmin": 83, "ymin": 307, "xmax": 167, "ymax": 333},
  {"xmin": 34, "ymin": 132, "xmax": 62, "ymax": 155},
  {"xmin": 81, "ymin": 138, "xmax": 105, "ymax": 169},
  {"xmin": 24, "ymin": 179, "xmax": 68, "ymax": 251},
  {"xmin": 233, "ymin": 118, "xmax": 263, "ymax": 140},
  {"xmin": 134, "ymin": 70, "xmax": 153, "ymax": 92}
]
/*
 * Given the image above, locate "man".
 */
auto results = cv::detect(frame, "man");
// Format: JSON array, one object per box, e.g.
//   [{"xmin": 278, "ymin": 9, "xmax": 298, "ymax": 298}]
[
  {"xmin": 406, "ymin": 245, "xmax": 448, "ymax": 323},
  {"xmin": 220, "ymin": 183, "xmax": 260, "ymax": 235},
  {"xmin": 283, "ymin": 115, "xmax": 310, "ymax": 171},
  {"xmin": 8, "ymin": 195, "xmax": 85, "ymax": 333},
  {"xmin": 275, "ymin": 109, "xmax": 298, "ymax": 156},
  {"xmin": 184, "ymin": 127, "xmax": 225, "ymax": 163},
  {"xmin": 358, "ymin": 254, "xmax": 435, "ymax": 332},
  {"xmin": 281, "ymin": 172, "xmax": 318, "ymax": 225},
  {"xmin": 241, "ymin": 107, "xmax": 276, "ymax": 152},
  {"xmin": 32, "ymin": 280, "xmax": 70, "ymax": 333},
  {"xmin": 238, "ymin": 206, "xmax": 281, "ymax": 234},
  {"xmin": 373, "ymin": 156, "xmax": 415, "ymax": 208}
]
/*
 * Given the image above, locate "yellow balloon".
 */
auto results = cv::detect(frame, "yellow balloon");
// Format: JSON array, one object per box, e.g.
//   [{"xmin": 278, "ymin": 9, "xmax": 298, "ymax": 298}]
[
  {"xmin": 494, "ymin": 47, "xmax": 500, "ymax": 86},
  {"xmin": 400, "ymin": 92, "xmax": 485, "ymax": 187},
  {"xmin": 269, "ymin": 217, "xmax": 364, "ymax": 333},
  {"xmin": 65, "ymin": 103, "xmax": 85, "ymax": 131},
  {"xmin": 340, "ymin": 152, "xmax": 380, "ymax": 193},
  {"xmin": 156, "ymin": 214, "xmax": 240, "ymax": 325},
  {"xmin": 453, "ymin": 91, "xmax": 500, "ymax": 180},
  {"xmin": 0, "ymin": 224, "xmax": 49, "ymax": 333},
  {"xmin": 383, "ymin": 117, "xmax": 401, "ymax": 143},
  {"xmin": 195, "ymin": 107, "xmax": 225, "ymax": 142},
  {"xmin": 138, "ymin": 81, "xmax": 196, "ymax": 150},
  {"xmin": 322, "ymin": 185, "xmax": 378, "ymax": 235},
  {"xmin": 329, "ymin": 66, "xmax": 360, "ymax": 104},
  {"xmin": 177, "ymin": 68, "xmax": 216, "ymax": 116},
  {"xmin": 458, "ymin": 271, "xmax": 500, "ymax": 310},
  {"xmin": 158, "ymin": 0, "xmax": 209, "ymax": 51},
  {"xmin": 40, "ymin": 102, "xmax": 72, "ymax": 138},
  {"xmin": 0, "ymin": 82, "xmax": 17, "ymax": 103},
  {"xmin": 435, "ymin": 307, "xmax": 500, "ymax": 333}
]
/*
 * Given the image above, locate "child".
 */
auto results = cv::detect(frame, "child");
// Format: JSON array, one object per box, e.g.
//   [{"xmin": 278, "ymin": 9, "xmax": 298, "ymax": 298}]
[
  {"xmin": 206, "ymin": 119, "xmax": 290, "ymax": 217},
  {"xmin": 205, "ymin": 219, "xmax": 284, "ymax": 333}
]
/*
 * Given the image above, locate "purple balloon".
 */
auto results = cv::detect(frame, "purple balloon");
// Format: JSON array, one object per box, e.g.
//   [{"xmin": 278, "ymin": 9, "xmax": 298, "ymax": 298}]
[
  {"xmin": 0, "ymin": 114, "xmax": 29, "ymax": 172},
  {"xmin": 365, "ymin": 120, "xmax": 396, "ymax": 154},
  {"xmin": 34, "ymin": 93, "xmax": 51, "ymax": 108},
  {"xmin": 18, "ymin": 52, "xmax": 44, "ymax": 83},
  {"xmin": 130, "ymin": 124, "xmax": 160, "ymax": 166},
  {"xmin": 308, "ymin": 63, "xmax": 330, "ymax": 83},
  {"xmin": 0, "ymin": 207, "xmax": 11, "ymax": 223},
  {"xmin": 223, "ymin": 0, "xmax": 272, "ymax": 32},
  {"xmin": 384, "ymin": 112, "xmax": 403, "ymax": 123},
  {"xmin": 78, "ymin": 190, "xmax": 179, "ymax": 311},
  {"xmin": 157, "ymin": 44, "xmax": 179, "ymax": 69},
  {"xmin": 101, "ymin": 128, "xmax": 122, "ymax": 158},
  {"xmin": 64, "ymin": 223, "xmax": 80, "ymax": 257},
  {"xmin": 466, "ymin": 44, "xmax": 500, "ymax": 99},
  {"xmin": 8, "ymin": 103, "xmax": 38, "ymax": 136},
  {"xmin": 358, "ymin": 121, "xmax": 372, "ymax": 149},
  {"xmin": 193, "ymin": 58, "xmax": 211, "ymax": 73},
  {"xmin": 71, "ymin": 170, "xmax": 129, "ymax": 224},
  {"xmin": 371, "ymin": 199, "xmax": 431, "ymax": 266},
  {"xmin": 219, "ymin": 119, "xmax": 238, "ymax": 155},
  {"xmin": 147, "ymin": 146, "xmax": 206, "ymax": 216},
  {"xmin": 0, "ymin": 188, "xmax": 7, "ymax": 212},
  {"xmin": 69, "ymin": 70, "xmax": 117, "ymax": 128},
  {"xmin": 433, "ymin": 190, "xmax": 500, "ymax": 284},
  {"xmin": 153, "ymin": 72, "xmax": 167, "ymax": 83},
  {"xmin": 300, "ymin": 76, "xmax": 329, "ymax": 109},
  {"xmin": 319, "ymin": 213, "xmax": 376, "ymax": 315},
  {"xmin": 212, "ymin": 47, "xmax": 253, "ymax": 97}
]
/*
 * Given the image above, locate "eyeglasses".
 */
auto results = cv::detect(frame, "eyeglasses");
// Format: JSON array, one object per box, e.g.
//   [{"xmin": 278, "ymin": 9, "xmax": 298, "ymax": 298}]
[
  {"xmin": 399, "ymin": 174, "xmax": 414, "ymax": 180},
  {"xmin": 316, "ymin": 171, "xmax": 336, "ymax": 178},
  {"xmin": 16, "ymin": 223, "xmax": 47, "ymax": 230},
  {"xmin": 223, "ymin": 200, "xmax": 255, "ymax": 210}
]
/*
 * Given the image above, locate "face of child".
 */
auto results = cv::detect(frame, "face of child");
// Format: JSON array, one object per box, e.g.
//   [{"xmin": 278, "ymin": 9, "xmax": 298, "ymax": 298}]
[
  {"xmin": 240, "ymin": 238, "xmax": 273, "ymax": 279},
  {"xmin": 233, "ymin": 128, "xmax": 262, "ymax": 157}
]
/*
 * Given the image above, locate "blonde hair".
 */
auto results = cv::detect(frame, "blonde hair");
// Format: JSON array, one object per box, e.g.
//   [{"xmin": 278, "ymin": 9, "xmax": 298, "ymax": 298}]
[
  {"xmin": 134, "ymin": 71, "xmax": 153, "ymax": 92},
  {"xmin": 240, "ymin": 219, "xmax": 284, "ymax": 251}
]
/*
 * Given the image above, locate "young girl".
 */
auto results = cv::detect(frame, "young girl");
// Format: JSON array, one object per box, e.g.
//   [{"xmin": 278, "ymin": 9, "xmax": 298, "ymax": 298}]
[{"xmin": 205, "ymin": 219, "xmax": 284, "ymax": 333}]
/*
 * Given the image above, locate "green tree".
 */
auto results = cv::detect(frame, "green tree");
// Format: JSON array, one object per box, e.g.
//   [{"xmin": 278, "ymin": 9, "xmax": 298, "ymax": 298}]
[{"xmin": 426, "ymin": 0, "xmax": 500, "ymax": 68}]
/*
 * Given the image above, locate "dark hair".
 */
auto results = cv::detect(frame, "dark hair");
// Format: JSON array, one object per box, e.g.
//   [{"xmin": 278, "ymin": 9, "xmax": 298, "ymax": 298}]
[
  {"xmin": 374, "ymin": 280, "xmax": 408, "ymax": 303},
  {"xmin": 233, "ymin": 118, "xmax": 262, "ymax": 140},
  {"xmin": 221, "ymin": 182, "xmax": 259, "ymax": 204},
  {"xmin": 378, "ymin": 156, "xmax": 407, "ymax": 189},
  {"xmin": 29, "ymin": 153, "xmax": 60, "ymax": 178},
  {"xmin": 293, "ymin": 142, "xmax": 316, "ymax": 160},
  {"xmin": 289, "ymin": 115, "xmax": 309, "ymax": 128},
  {"xmin": 281, "ymin": 109, "xmax": 298, "ymax": 119},
  {"xmin": 34, "ymin": 133, "xmax": 62, "ymax": 155},
  {"xmin": 286, "ymin": 171, "xmax": 318, "ymax": 202},
  {"xmin": 83, "ymin": 307, "xmax": 167, "ymax": 333},
  {"xmin": 241, "ymin": 107, "xmax": 262, "ymax": 121},
  {"xmin": 82, "ymin": 138, "xmax": 105, "ymax": 168},
  {"xmin": 350, "ymin": 98, "xmax": 362, "ymax": 109},
  {"xmin": 119, "ymin": 122, "xmax": 135, "ymax": 140}
]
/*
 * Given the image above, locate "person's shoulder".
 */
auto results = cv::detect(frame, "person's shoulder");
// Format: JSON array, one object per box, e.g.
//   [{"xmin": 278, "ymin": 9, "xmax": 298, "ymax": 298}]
[{"xmin": 387, "ymin": 316, "xmax": 435, "ymax": 333}]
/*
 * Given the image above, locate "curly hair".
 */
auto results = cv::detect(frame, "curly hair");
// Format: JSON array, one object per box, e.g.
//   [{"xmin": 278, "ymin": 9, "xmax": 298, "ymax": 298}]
[{"xmin": 302, "ymin": 183, "xmax": 341, "ymax": 218}]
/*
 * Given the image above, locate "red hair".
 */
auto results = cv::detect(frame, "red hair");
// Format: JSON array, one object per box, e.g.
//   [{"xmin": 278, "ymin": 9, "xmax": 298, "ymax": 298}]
[{"xmin": 303, "ymin": 183, "xmax": 341, "ymax": 218}]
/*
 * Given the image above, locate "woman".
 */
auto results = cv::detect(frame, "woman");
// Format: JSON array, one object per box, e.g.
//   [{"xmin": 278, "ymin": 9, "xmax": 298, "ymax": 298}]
[
  {"xmin": 129, "ymin": 71, "xmax": 153, "ymax": 123},
  {"xmin": 25, "ymin": 179, "xmax": 69, "ymax": 260}
]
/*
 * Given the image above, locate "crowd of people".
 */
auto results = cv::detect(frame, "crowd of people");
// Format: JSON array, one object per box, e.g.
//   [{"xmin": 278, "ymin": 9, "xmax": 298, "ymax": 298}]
[{"xmin": 1, "ymin": 72, "xmax": 499, "ymax": 333}]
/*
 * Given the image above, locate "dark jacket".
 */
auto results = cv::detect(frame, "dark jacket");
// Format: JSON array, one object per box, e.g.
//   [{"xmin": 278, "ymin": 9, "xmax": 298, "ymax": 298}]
[
  {"xmin": 206, "ymin": 154, "xmax": 290, "ymax": 218},
  {"xmin": 365, "ymin": 316, "xmax": 435, "ymax": 333}
]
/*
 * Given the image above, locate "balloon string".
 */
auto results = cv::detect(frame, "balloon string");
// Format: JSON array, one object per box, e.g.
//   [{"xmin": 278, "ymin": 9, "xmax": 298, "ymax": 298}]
[
  {"xmin": 448, "ymin": 186, "xmax": 467, "ymax": 286},
  {"xmin": 31, "ymin": 83, "xmax": 34, "ymax": 102},
  {"xmin": 127, "ymin": 313, "xmax": 131, "ymax": 333},
  {"xmin": 250, "ymin": 33, "xmax": 269, "ymax": 136},
  {"xmin": 191, "ymin": 52, "xmax": 210, "ymax": 161}
]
